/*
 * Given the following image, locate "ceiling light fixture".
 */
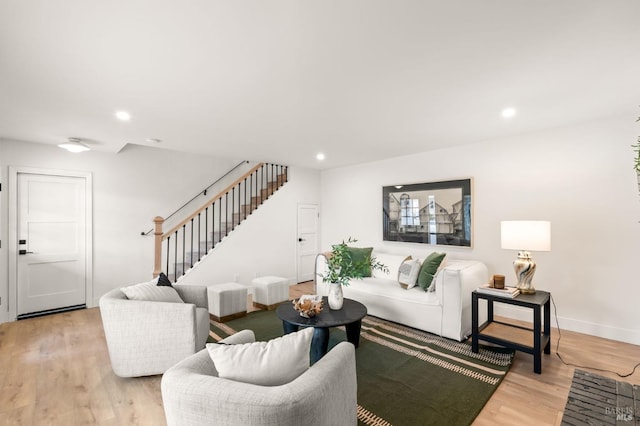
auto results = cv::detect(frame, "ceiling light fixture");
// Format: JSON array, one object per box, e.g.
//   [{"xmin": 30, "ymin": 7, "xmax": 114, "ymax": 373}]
[
  {"xmin": 58, "ymin": 137, "xmax": 90, "ymax": 153},
  {"xmin": 316, "ymin": 153, "xmax": 326, "ymax": 161},
  {"xmin": 501, "ymin": 107, "xmax": 517, "ymax": 118},
  {"xmin": 146, "ymin": 138, "xmax": 162, "ymax": 144},
  {"xmin": 115, "ymin": 110, "xmax": 131, "ymax": 121}
]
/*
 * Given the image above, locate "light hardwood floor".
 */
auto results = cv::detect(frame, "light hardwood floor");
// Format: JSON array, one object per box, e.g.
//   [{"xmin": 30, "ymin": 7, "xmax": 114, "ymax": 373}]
[{"xmin": 0, "ymin": 282, "xmax": 638, "ymax": 425}]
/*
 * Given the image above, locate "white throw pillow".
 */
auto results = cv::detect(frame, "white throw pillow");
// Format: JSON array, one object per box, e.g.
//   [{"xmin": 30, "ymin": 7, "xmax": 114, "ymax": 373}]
[
  {"xmin": 206, "ymin": 327, "xmax": 313, "ymax": 386},
  {"xmin": 398, "ymin": 258, "xmax": 421, "ymax": 289},
  {"xmin": 120, "ymin": 281, "xmax": 184, "ymax": 303},
  {"xmin": 372, "ymin": 253, "xmax": 412, "ymax": 279}
]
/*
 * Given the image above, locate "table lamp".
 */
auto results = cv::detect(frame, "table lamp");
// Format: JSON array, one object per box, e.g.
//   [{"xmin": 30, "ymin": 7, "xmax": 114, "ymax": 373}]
[{"xmin": 500, "ymin": 221, "xmax": 551, "ymax": 294}]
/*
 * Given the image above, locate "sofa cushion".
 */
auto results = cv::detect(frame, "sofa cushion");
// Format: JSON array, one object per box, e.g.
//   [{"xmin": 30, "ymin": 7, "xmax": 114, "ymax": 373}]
[
  {"xmin": 346, "ymin": 247, "xmax": 374, "ymax": 277},
  {"xmin": 206, "ymin": 327, "xmax": 313, "ymax": 386},
  {"xmin": 120, "ymin": 281, "xmax": 184, "ymax": 303},
  {"xmin": 157, "ymin": 272, "xmax": 173, "ymax": 287},
  {"xmin": 398, "ymin": 258, "xmax": 421, "ymax": 289},
  {"xmin": 418, "ymin": 252, "xmax": 447, "ymax": 291},
  {"xmin": 344, "ymin": 277, "xmax": 440, "ymax": 305},
  {"xmin": 427, "ymin": 255, "xmax": 448, "ymax": 292},
  {"xmin": 372, "ymin": 253, "xmax": 412, "ymax": 279}
]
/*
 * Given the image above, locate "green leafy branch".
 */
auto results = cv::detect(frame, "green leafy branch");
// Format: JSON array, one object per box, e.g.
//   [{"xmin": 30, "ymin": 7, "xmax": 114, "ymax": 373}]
[{"xmin": 319, "ymin": 237, "xmax": 388, "ymax": 287}]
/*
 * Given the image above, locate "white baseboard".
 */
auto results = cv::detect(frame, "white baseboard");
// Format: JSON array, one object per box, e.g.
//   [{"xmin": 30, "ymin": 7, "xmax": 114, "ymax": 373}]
[{"xmin": 494, "ymin": 304, "xmax": 640, "ymax": 346}]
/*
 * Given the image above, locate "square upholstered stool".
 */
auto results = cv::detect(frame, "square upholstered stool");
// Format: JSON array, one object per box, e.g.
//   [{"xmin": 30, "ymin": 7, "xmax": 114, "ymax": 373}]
[
  {"xmin": 252, "ymin": 276, "xmax": 289, "ymax": 310},
  {"xmin": 208, "ymin": 283, "xmax": 248, "ymax": 322}
]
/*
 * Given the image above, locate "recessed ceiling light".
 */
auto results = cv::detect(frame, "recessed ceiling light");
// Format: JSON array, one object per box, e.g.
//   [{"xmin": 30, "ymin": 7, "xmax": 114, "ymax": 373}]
[
  {"xmin": 115, "ymin": 110, "xmax": 131, "ymax": 121},
  {"xmin": 316, "ymin": 152, "xmax": 325, "ymax": 161},
  {"xmin": 501, "ymin": 108, "xmax": 516, "ymax": 118},
  {"xmin": 58, "ymin": 137, "xmax": 90, "ymax": 153},
  {"xmin": 146, "ymin": 138, "xmax": 162, "ymax": 144}
]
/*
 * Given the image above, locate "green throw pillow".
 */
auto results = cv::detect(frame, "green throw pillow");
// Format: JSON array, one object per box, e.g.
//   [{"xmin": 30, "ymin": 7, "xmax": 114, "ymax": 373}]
[
  {"xmin": 417, "ymin": 252, "xmax": 446, "ymax": 291},
  {"xmin": 346, "ymin": 247, "xmax": 373, "ymax": 277}
]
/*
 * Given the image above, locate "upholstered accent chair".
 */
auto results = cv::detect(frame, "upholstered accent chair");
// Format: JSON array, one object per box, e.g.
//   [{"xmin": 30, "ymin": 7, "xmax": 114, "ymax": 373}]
[
  {"xmin": 99, "ymin": 285, "xmax": 210, "ymax": 377},
  {"xmin": 161, "ymin": 332, "xmax": 358, "ymax": 426}
]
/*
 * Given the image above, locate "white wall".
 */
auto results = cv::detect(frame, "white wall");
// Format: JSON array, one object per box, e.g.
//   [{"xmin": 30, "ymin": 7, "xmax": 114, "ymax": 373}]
[
  {"xmin": 0, "ymin": 139, "xmax": 246, "ymax": 321},
  {"xmin": 179, "ymin": 167, "xmax": 321, "ymax": 287},
  {"xmin": 320, "ymin": 115, "xmax": 640, "ymax": 345}
]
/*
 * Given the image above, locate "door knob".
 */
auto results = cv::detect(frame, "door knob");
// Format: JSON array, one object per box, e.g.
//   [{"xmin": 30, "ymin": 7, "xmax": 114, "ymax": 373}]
[{"xmin": 298, "ymin": 238, "xmax": 305, "ymax": 242}]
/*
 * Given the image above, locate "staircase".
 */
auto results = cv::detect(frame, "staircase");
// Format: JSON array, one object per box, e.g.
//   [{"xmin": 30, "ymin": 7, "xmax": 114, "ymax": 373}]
[{"xmin": 152, "ymin": 162, "xmax": 288, "ymax": 282}]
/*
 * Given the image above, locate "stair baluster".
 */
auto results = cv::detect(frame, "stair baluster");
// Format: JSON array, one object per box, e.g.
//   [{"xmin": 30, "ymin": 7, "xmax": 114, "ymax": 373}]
[{"xmin": 152, "ymin": 163, "xmax": 288, "ymax": 281}]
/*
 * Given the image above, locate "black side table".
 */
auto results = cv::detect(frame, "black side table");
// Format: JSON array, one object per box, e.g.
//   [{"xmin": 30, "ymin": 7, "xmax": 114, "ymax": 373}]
[{"xmin": 471, "ymin": 290, "xmax": 551, "ymax": 374}]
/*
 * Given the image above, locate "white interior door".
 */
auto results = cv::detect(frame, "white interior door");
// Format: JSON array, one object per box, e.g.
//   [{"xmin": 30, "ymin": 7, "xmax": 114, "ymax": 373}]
[
  {"xmin": 296, "ymin": 204, "xmax": 319, "ymax": 283},
  {"xmin": 17, "ymin": 173, "xmax": 87, "ymax": 317}
]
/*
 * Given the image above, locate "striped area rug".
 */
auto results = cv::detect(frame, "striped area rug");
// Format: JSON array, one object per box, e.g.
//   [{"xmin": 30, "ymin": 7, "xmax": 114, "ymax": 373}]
[{"xmin": 210, "ymin": 311, "xmax": 514, "ymax": 426}]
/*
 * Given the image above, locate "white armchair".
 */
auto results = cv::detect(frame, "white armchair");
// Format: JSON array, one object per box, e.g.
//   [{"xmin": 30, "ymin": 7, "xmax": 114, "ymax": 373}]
[
  {"xmin": 161, "ymin": 332, "xmax": 358, "ymax": 426},
  {"xmin": 99, "ymin": 285, "xmax": 210, "ymax": 377}
]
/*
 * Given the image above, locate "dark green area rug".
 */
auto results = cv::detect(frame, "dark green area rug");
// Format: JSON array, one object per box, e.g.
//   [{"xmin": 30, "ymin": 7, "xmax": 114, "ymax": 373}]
[{"xmin": 209, "ymin": 311, "xmax": 514, "ymax": 426}]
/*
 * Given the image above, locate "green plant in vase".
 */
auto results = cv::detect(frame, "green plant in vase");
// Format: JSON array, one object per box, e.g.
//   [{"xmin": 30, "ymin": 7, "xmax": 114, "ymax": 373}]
[{"xmin": 319, "ymin": 237, "xmax": 388, "ymax": 309}]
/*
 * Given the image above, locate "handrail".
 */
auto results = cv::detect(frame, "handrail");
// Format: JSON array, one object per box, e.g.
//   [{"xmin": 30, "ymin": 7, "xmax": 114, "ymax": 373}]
[
  {"xmin": 162, "ymin": 162, "xmax": 266, "ymax": 239},
  {"xmin": 153, "ymin": 162, "xmax": 288, "ymax": 279},
  {"xmin": 140, "ymin": 160, "xmax": 249, "ymax": 235}
]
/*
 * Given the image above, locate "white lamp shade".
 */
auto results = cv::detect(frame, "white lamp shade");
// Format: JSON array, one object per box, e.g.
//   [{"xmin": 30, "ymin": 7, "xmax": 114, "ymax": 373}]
[{"xmin": 501, "ymin": 221, "xmax": 551, "ymax": 252}]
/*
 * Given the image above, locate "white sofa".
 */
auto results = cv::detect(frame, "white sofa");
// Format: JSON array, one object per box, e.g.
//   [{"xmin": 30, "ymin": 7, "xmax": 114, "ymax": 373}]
[{"xmin": 316, "ymin": 252, "xmax": 488, "ymax": 341}]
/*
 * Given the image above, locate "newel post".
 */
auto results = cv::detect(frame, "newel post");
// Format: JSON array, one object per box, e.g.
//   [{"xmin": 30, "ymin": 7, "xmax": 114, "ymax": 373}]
[{"xmin": 153, "ymin": 216, "xmax": 165, "ymax": 278}]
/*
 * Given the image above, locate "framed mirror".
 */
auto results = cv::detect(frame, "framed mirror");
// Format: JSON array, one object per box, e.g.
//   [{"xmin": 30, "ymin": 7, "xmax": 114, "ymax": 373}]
[{"xmin": 382, "ymin": 178, "xmax": 472, "ymax": 247}]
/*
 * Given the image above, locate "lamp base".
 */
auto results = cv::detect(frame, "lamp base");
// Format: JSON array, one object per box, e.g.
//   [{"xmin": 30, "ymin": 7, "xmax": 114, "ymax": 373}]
[{"xmin": 513, "ymin": 251, "xmax": 537, "ymax": 294}]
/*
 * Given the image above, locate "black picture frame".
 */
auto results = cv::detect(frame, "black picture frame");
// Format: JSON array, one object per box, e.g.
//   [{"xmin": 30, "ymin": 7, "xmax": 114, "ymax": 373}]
[{"xmin": 382, "ymin": 178, "xmax": 472, "ymax": 247}]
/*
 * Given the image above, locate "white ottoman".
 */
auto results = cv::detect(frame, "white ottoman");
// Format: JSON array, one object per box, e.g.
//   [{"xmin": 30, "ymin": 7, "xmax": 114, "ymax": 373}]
[
  {"xmin": 208, "ymin": 283, "xmax": 248, "ymax": 322},
  {"xmin": 252, "ymin": 276, "xmax": 289, "ymax": 310}
]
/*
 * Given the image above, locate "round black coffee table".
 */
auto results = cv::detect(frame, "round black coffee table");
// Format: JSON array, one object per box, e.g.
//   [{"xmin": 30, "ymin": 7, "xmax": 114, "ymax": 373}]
[{"xmin": 276, "ymin": 297, "xmax": 367, "ymax": 363}]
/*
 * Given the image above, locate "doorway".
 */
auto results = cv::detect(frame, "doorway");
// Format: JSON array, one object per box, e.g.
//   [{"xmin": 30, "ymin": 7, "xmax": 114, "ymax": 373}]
[
  {"xmin": 296, "ymin": 203, "xmax": 319, "ymax": 284},
  {"xmin": 9, "ymin": 167, "xmax": 93, "ymax": 319}
]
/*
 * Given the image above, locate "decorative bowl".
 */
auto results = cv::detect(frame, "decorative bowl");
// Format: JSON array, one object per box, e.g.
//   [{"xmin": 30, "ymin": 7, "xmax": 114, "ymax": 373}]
[{"xmin": 293, "ymin": 297, "xmax": 323, "ymax": 318}]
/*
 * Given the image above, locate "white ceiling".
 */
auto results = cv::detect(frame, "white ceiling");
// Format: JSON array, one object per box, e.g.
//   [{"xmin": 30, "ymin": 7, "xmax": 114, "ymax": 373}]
[{"xmin": 1, "ymin": 1, "xmax": 639, "ymax": 169}]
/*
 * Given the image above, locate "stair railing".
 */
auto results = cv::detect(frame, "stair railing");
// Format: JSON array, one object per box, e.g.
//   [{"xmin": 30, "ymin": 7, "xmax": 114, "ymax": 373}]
[
  {"xmin": 141, "ymin": 160, "xmax": 250, "ymax": 236},
  {"xmin": 153, "ymin": 162, "xmax": 288, "ymax": 281}
]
